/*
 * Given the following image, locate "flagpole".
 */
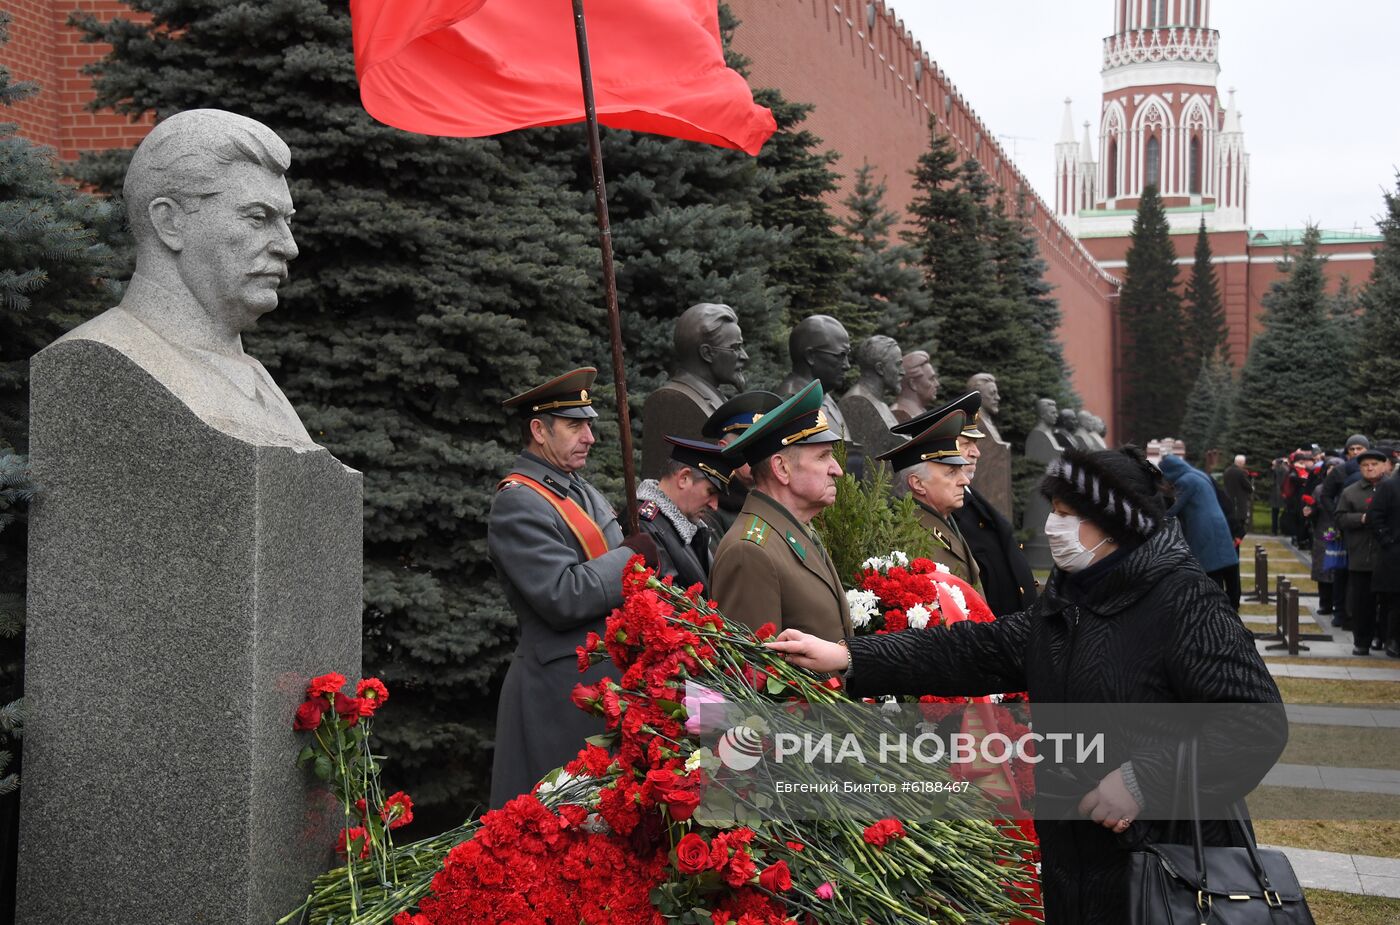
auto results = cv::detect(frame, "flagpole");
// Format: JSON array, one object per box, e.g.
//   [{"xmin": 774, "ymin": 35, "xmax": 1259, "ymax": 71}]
[{"xmin": 571, "ymin": 0, "xmax": 638, "ymax": 536}]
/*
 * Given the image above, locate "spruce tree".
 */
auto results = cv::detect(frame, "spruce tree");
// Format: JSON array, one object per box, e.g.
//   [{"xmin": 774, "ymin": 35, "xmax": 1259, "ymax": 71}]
[
  {"xmin": 1118, "ymin": 185, "xmax": 1187, "ymax": 442},
  {"xmin": 1229, "ymin": 227, "xmax": 1352, "ymax": 459},
  {"xmin": 73, "ymin": 0, "xmax": 605, "ymax": 821},
  {"xmin": 1180, "ymin": 350, "xmax": 1236, "ymax": 466},
  {"xmin": 1355, "ymin": 174, "xmax": 1400, "ymax": 438},
  {"xmin": 838, "ymin": 161, "xmax": 928, "ymax": 339},
  {"xmin": 902, "ymin": 121, "xmax": 970, "ymax": 358},
  {"xmin": 1183, "ymin": 218, "xmax": 1227, "ymax": 368}
]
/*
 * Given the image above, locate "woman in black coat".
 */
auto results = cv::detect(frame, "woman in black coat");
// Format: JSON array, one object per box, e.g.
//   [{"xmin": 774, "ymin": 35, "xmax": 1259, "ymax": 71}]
[
  {"xmin": 770, "ymin": 446, "xmax": 1287, "ymax": 924},
  {"xmin": 1368, "ymin": 466, "xmax": 1400, "ymax": 656}
]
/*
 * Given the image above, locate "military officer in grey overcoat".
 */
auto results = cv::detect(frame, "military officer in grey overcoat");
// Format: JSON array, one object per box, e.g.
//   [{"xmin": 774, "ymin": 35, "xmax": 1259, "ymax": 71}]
[
  {"xmin": 710, "ymin": 380, "xmax": 853, "ymax": 642},
  {"xmin": 487, "ymin": 368, "xmax": 657, "ymax": 807}
]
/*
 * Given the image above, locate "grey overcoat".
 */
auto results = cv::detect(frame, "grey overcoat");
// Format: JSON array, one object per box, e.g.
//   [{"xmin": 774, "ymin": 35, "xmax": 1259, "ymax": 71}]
[{"xmin": 487, "ymin": 451, "xmax": 632, "ymax": 807}]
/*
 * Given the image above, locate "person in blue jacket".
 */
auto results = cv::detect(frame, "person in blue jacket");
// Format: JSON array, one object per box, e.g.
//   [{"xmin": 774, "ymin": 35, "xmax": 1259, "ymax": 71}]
[{"xmin": 1158, "ymin": 453, "xmax": 1241, "ymax": 607}]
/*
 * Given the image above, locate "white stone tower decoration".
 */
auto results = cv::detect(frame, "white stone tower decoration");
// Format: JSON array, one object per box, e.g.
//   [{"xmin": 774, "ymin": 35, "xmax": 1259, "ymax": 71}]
[{"xmin": 1054, "ymin": 0, "xmax": 1248, "ymax": 237}]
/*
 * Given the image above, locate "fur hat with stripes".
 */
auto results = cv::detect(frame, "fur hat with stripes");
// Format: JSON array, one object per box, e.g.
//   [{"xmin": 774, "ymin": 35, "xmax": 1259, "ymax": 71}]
[{"xmin": 1039, "ymin": 445, "xmax": 1168, "ymax": 545}]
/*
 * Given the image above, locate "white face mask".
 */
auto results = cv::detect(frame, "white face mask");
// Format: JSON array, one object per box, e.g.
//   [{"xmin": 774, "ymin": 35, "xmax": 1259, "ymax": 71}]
[{"xmin": 1045, "ymin": 512, "xmax": 1111, "ymax": 572}]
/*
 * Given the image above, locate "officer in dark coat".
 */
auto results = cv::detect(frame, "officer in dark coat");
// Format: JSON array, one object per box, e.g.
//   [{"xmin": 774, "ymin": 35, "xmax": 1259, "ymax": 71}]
[
  {"xmin": 698, "ymin": 390, "xmax": 783, "ymax": 545},
  {"xmin": 637, "ymin": 436, "xmax": 735, "ymax": 594},
  {"xmin": 895, "ymin": 391, "xmax": 1037, "ymax": 616},
  {"xmin": 487, "ymin": 368, "xmax": 656, "ymax": 807}
]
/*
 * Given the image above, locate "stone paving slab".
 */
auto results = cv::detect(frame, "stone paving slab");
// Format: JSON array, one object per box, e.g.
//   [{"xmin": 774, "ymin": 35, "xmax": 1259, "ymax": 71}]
[
  {"xmin": 1265, "ymin": 663, "xmax": 1400, "ymax": 682},
  {"xmin": 1285, "ymin": 705, "xmax": 1400, "ymax": 728},
  {"xmin": 1260, "ymin": 844, "xmax": 1400, "ymax": 898},
  {"xmin": 1262, "ymin": 763, "xmax": 1400, "ymax": 795}
]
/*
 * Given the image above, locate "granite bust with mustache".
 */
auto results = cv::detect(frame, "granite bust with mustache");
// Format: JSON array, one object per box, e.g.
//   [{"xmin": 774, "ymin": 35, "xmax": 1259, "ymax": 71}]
[{"xmin": 56, "ymin": 109, "xmax": 314, "ymax": 448}]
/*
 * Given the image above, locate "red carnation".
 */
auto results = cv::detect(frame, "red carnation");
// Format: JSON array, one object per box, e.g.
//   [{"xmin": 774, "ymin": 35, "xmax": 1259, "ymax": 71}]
[
  {"xmin": 863, "ymin": 818, "xmax": 906, "ymax": 847},
  {"xmin": 336, "ymin": 825, "xmax": 370, "ymax": 859},
  {"xmin": 356, "ymin": 677, "xmax": 389, "ymax": 708},
  {"xmin": 570, "ymin": 682, "xmax": 603, "ymax": 714},
  {"xmin": 675, "ymin": 832, "xmax": 711, "ymax": 874},
  {"xmin": 307, "ymin": 672, "xmax": 346, "ymax": 698},
  {"xmin": 333, "ymin": 692, "xmax": 374, "ymax": 726},
  {"xmin": 754, "ymin": 621, "xmax": 777, "ymax": 641},
  {"xmin": 293, "ymin": 698, "xmax": 328, "ymax": 731},
  {"xmin": 381, "ymin": 790, "xmax": 414, "ymax": 829}
]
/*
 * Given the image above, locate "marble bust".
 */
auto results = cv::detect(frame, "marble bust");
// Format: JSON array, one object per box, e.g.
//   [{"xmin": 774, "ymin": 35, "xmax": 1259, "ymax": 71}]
[
  {"xmin": 641, "ymin": 302, "xmax": 747, "ymax": 478},
  {"xmin": 775, "ymin": 313, "xmax": 851, "ymax": 440},
  {"xmin": 838, "ymin": 335, "xmax": 903, "ymax": 461},
  {"xmin": 966, "ymin": 372, "xmax": 1003, "ymax": 442},
  {"xmin": 56, "ymin": 109, "xmax": 313, "ymax": 448},
  {"xmin": 889, "ymin": 350, "xmax": 939, "ymax": 424}
]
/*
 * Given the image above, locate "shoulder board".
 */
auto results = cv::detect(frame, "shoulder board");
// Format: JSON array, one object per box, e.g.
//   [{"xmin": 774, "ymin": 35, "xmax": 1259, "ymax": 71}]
[
  {"xmin": 740, "ymin": 516, "xmax": 770, "ymax": 546},
  {"xmin": 638, "ymin": 500, "xmax": 660, "ymax": 522},
  {"xmin": 541, "ymin": 475, "xmax": 568, "ymax": 496},
  {"xmin": 929, "ymin": 526, "xmax": 952, "ymax": 551},
  {"xmin": 498, "ymin": 480, "xmax": 520, "ymax": 491},
  {"xmin": 784, "ymin": 530, "xmax": 807, "ymax": 561}
]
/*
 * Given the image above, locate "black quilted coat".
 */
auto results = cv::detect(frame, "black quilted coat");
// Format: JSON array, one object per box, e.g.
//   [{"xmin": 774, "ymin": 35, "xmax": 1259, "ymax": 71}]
[{"xmin": 847, "ymin": 520, "xmax": 1286, "ymax": 923}]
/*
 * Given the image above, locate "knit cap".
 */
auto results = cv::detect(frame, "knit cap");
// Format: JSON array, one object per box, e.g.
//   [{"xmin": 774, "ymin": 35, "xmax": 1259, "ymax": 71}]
[{"xmin": 1039, "ymin": 446, "xmax": 1169, "ymax": 545}]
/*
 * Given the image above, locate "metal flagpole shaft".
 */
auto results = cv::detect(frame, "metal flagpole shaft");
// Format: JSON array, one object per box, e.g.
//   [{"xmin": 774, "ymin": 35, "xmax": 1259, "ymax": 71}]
[{"xmin": 571, "ymin": 0, "xmax": 638, "ymax": 536}]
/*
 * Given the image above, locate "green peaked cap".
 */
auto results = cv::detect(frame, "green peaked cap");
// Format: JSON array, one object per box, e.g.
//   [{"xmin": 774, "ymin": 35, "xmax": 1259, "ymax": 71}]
[
  {"xmin": 877, "ymin": 409, "xmax": 970, "ymax": 471},
  {"xmin": 720, "ymin": 379, "xmax": 840, "ymax": 467}
]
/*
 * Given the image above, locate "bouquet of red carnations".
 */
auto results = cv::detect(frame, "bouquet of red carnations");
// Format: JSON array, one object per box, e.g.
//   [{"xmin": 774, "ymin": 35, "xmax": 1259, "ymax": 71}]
[{"xmin": 287, "ymin": 558, "xmax": 1041, "ymax": 924}]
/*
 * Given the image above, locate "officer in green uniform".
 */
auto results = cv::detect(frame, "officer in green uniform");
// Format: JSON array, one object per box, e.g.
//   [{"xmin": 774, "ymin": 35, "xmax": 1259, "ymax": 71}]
[
  {"xmin": 710, "ymin": 381, "xmax": 853, "ymax": 642},
  {"xmin": 894, "ymin": 392, "xmax": 1035, "ymax": 613},
  {"xmin": 878, "ymin": 408, "xmax": 981, "ymax": 588},
  {"xmin": 487, "ymin": 368, "xmax": 656, "ymax": 808}
]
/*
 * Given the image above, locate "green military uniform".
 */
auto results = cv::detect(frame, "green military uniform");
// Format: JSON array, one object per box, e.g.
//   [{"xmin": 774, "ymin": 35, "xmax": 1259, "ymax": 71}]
[
  {"xmin": 711, "ymin": 490, "xmax": 853, "ymax": 641},
  {"xmin": 891, "ymin": 392, "xmax": 987, "ymax": 592},
  {"xmin": 915, "ymin": 499, "xmax": 981, "ymax": 588},
  {"xmin": 877, "ymin": 407, "xmax": 982, "ymax": 590},
  {"xmin": 711, "ymin": 381, "xmax": 852, "ymax": 642}
]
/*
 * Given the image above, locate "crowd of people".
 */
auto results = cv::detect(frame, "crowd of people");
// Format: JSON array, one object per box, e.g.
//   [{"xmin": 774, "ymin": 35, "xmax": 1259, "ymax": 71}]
[{"xmin": 1266, "ymin": 437, "xmax": 1400, "ymax": 656}]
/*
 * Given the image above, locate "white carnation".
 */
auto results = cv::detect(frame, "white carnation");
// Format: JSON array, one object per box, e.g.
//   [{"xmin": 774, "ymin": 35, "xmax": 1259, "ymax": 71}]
[
  {"xmin": 891, "ymin": 550, "xmax": 910, "ymax": 566},
  {"xmin": 906, "ymin": 602, "xmax": 932, "ymax": 629},
  {"xmin": 941, "ymin": 581, "xmax": 968, "ymax": 616},
  {"xmin": 861, "ymin": 555, "xmax": 886, "ymax": 571},
  {"xmin": 846, "ymin": 588, "xmax": 879, "ymax": 628},
  {"xmin": 932, "ymin": 561, "xmax": 952, "ymax": 574}
]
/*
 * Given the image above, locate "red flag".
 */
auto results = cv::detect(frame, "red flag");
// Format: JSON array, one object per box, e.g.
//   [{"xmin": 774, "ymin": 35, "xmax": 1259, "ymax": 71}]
[{"xmin": 350, "ymin": 0, "xmax": 777, "ymax": 155}]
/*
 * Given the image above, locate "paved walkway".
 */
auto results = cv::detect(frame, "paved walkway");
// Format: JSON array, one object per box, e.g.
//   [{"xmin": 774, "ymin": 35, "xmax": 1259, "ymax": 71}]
[
  {"xmin": 1266, "ymin": 662, "xmax": 1400, "ymax": 682},
  {"xmin": 1261, "ymin": 844, "xmax": 1400, "ymax": 899},
  {"xmin": 1285, "ymin": 704, "xmax": 1400, "ymax": 727},
  {"xmin": 1263, "ymin": 763, "xmax": 1400, "ymax": 795}
]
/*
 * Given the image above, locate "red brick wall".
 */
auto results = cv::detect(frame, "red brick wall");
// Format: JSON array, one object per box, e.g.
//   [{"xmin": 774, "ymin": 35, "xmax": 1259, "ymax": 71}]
[
  {"xmin": 727, "ymin": 0, "xmax": 1121, "ymax": 435},
  {"xmin": 0, "ymin": 1, "xmax": 153, "ymax": 159}
]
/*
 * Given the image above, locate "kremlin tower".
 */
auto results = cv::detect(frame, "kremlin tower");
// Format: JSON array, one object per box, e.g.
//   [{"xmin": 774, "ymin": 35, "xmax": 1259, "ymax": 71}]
[{"xmin": 1055, "ymin": 0, "xmax": 1248, "ymax": 237}]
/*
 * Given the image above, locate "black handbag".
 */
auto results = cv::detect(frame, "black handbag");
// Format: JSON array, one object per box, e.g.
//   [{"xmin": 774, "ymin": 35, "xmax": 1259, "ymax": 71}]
[{"xmin": 1127, "ymin": 738, "xmax": 1314, "ymax": 924}]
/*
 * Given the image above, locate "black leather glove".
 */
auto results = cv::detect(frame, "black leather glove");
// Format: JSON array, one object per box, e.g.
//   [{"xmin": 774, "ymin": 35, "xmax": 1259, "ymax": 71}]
[{"xmin": 620, "ymin": 532, "xmax": 659, "ymax": 569}]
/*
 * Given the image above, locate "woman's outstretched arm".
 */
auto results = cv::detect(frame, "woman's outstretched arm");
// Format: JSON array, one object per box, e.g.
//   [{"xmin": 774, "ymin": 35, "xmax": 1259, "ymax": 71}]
[{"xmin": 768, "ymin": 611, "xmax": 1030, "ymax": 698}]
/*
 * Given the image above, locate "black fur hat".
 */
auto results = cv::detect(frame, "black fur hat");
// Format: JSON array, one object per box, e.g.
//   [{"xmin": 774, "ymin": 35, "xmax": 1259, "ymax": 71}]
[{"xmin": 1039, "ymin": 445, "xmax": 1168, "ymax": 544}]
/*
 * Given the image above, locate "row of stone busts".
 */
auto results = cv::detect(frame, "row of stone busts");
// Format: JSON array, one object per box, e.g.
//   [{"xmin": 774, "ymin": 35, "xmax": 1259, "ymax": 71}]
[{"xmin": 638, "ymin": 307, "xmax": 1023, "ymax": 517}]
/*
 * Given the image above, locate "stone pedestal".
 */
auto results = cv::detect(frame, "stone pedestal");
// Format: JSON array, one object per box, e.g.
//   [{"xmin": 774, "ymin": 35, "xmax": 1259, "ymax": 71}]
[
  {"xmin": 19, "ymin": 340, "xmax": 362, "ymax": 924},
  {"xmin": 641, "ymin": 383, "xmax": 719, "ymax": 479},
  {"xmin": 838, "ymin": 391, "xmax": 901, "ymax": 463},
  {"xmin": 972, "ymin": 436, "xmax": 1014, "ymax": 522}
]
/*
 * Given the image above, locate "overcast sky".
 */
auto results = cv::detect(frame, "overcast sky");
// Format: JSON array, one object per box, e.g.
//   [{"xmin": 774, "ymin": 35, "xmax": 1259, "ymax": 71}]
[{"xmin": 894, "ymin": 1, "xmax": 1399, "ymax": 234}]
